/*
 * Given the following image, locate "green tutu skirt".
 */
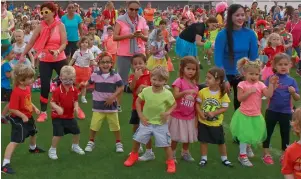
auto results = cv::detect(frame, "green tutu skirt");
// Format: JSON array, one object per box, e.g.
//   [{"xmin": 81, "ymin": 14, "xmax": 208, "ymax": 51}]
[{"xmin": 230, "ymin": 109, "xmax": 267, "ymax": 145}]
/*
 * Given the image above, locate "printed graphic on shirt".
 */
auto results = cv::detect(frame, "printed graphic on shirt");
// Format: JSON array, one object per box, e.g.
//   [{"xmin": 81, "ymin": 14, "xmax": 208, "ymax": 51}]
[
  {"xmin": 201, "ymin": 97, "xmax": 220, "ymax": 121},
  {"xmin": 24, "ymin": 94, "xmax": 33, "ymax": 113},
  {"xmin": 295, "ymin": 158, "xmax": 301, "ymax": 177},
  {"xmin": 181, "ymin": 94, "xmax": 195, "ymax": 108}
]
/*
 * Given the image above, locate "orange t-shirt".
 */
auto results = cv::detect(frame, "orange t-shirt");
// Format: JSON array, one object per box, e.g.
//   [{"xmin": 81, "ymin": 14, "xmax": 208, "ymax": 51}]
[
  {"xmin": 144, "ymin": 8, "xmax": 155, "ymax": 22},
  {"xmin": 281, "ymin": 142, "xmax": 301, "ymax": 179},
  {"xmin": 162, "ymin": 29, "xmax": 169, "ymax": 44}
]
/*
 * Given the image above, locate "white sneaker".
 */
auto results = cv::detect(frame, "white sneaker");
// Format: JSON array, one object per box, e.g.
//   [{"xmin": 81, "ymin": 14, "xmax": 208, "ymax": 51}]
[
  {"xmin": 138, "ymin": 145, "xmax": 144, "ymax": 154},
  {"xmin": 238, "ymin": 156, "xmax": 253, "ymax": 167},
  {"xmin": 164, "ymin": 85, "xmax": 171, "ymax": 89},
  {"xmin": 262, "ymin": 96, "xmax": 267, "ymax": 100},
  {"xmin": 116, "ymin": 142, "xmax": 124, "ymax": 153},
  {"xmin": 71, "ymin": 145, "xmax": 85, "ymax": 155},
  {"xmin": 81, "ymin": 96, "xmax": 87, "ymax": 103},
  {"xmin": 247, "ymin": 147, "xmax": 255, "ymax": 158},
  {"xmin": 48, "ymin": 148, "xmax": 58, "ymax": 160},
  {"xmin": 85, "ymin": 141, "xmax": 95, "ymax": 152},
  {"xmin": 138, "ymin": 151, "xmax": 155, "ymax": 161}
]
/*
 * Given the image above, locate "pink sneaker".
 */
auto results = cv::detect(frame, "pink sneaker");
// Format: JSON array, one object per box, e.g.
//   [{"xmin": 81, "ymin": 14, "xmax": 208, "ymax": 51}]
[
  {"xmin": 262, "ymin": 155, "xmax": 274, "ymax": 165},
  {"xmin": 77, "ymin": 108, "xmax": 85, "ymax": 120},
  {"xmin": 36, "ymin": 112, "xmax": 47, "ymax": 122}
]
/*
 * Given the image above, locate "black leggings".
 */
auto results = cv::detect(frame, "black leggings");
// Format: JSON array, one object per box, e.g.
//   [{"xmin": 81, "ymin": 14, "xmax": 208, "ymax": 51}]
[
  {"xmin": 226, "ymin": 75, "xmax": 243, "ymax": 110},
  {"xmin": 64, "ymin": 41, "xmax": 78, "ymax": 57},
  {"xmin": 39, "ymin": 60, "xmax": 67, "ymax": 111},
  {"xmin": 263, "ymin": 110, "xmax": 291, "ymax": 151}
]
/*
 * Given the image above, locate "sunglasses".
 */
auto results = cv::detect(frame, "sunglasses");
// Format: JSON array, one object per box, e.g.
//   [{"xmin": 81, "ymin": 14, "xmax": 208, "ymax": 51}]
[
  {"xmin": 60, "ymin": 78, "xmax": 74, "ymax": 85},
  {"xmin": 100, "ymin": 61, "xmax": 112, "ymax": 65},
  {"xmin": 41, "ymin": 10, "xmax": 51, "ymax": 15},
  {"xmin": 129, "ymin": 8, "xmax": 139, "ymax": 12}
]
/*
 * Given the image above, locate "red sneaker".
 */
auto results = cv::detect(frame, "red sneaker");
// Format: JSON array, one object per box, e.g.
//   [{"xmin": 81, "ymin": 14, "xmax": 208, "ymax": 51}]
[
  {"xmin": 262, "ymin": 155, "xmax": 274, "ymax": 165},
  {"xmin": 166, "ymin": 159, "xmax": 176, "ymax": 173},
  {"xmin": 124, "ymin": 152, "xmax": 139, "ymax": 167},
  {"xmin": 37, "ymin": 112, "xmax": 47, "ymax": 122},
  {"xmin": 77, "ymin": 108, "xmax": 85, "ymax": 120}
]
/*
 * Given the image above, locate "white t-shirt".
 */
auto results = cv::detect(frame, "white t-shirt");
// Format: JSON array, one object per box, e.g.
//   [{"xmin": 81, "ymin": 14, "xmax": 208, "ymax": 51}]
[
  {"xmin": 24, "ymin": 32, "xmax": 32, "ymax": 44},
  {"xmin": 151, "ymin": 41, "xmax": 165, "ymax": 59},
  {"xmin": 89, "ymin": 45, "xmax": 102, "ymax": 58},
  {"xmin": 13, "ymin": 42, "xmax": 26, "ymax": 55},
  {"xmin": 101, "ymin": 25, "xmax": 111, "ymax": 41},
  {"xmin": 72, "ymin": 49, "xmax": 94, "ymax": 67}
]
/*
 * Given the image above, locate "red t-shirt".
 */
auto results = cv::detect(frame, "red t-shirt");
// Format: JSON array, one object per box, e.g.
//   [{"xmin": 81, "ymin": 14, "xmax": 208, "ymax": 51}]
[
  {"xmin": 281, "ymin": 142, "xmax": 301, "ymax": 179},
  {"xmin": 286, "ymin": 21, "xmax": 301, "ymax": 48},
  {"xmin": 102, "ymin": 9, "xmax": 116, "ymax": 26},
  {"xmin": 263, "ymin": 45, "xmax": 285, "ymax": 67},
  {"xmin": 51, "ymin": 85, "xmax": 79, "ymax": 119},
  {"xmin": 128, "ymin": 70, "xmax": 151, "ymax": 110},
  {"xmin": 9, "ymin": 86, "xmax": 33, "ymax": 118},
  {"xmin": 257, "ymin": 31, "xmax": 264, "ymax": 41}
]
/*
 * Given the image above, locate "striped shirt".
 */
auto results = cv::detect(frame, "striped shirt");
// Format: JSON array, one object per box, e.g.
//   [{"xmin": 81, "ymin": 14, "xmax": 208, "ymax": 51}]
[{"xmin": 89, "ymin": 70, "xmax": 123, "ymax": 112}]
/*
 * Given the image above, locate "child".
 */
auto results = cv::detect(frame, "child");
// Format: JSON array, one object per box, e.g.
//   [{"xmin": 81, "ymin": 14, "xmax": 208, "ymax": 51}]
[
  {"xmin": 69, "ymin": 36, "xmax": 96, "ymax": 104},
  {"xmin": 230, "ymin": 58, "xmax": 278, "ymax": 167},
  {"xmin": 204, "ymin": 16, "xmax": 219, "ymax": 65},
  {"xmin": 88, "ymin": 23, "xmax": 101, "ymax": 48},
  {"xmin": 23, "ymin": 22, "xmax": 32, "ymax": 44},
  {"xmin": 84, "ymin": 53, "xmax": 124, "ymax": 153},
  {"xmin": 1, "ymin": 45, "xmax": 14, "ymax": 124},
  {"xmin": 128, "ymin": 53, "xmax": 154, "ymax": 160},
  {"xmin": 124, "ymin": 66, "xmax": 177, "ymax": 173},
  {"xmin": 159, "ymin": 20, "xmax": 171, "ymax": 60},
  {"xmin": 154, "ymin": 11, "xmax": 162, "ymax": 28},
  {"xmin": 103, "ymin": 26, "xmax": 117, "ymax": 65},
  {"xmin": 281, "ymin": 108, "xmax": 301, "ymax": 179},
  {"xmin": 101, "ymin": 19, "xmax": 111, "ymax": 41},
  {"xmin": 1, "ymin": 64, "xmax": 45, "ymax": 174},
  {"xmin": 147, "ymin": 29, "xmax": 167, "ymax": 70},
  {"xmin": 196, "ymin": 67, "xmax": 233, "ymax": 167},
  {"xmin": 170, "ymin": 56, "xmax": 199, "ymax": 162},
  {"xmin": 259, "ymin": 29, "xmax": 270, "ymax": 65},
  {"xmin": 48, "ymin": 66, "xmax": 85, "ymax": 160},
  {"xmin": 171, "ymin": 17, "xmax": 180, "ymax": 39},
  {"xmin": 262, "ymin": 53, "xmax": 300, "ymax": 165}
]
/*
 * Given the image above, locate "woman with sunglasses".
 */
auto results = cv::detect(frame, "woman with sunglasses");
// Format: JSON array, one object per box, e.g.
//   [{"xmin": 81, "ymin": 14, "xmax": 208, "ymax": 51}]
[
  {"xmin": 1, "ymin": 1, "xmax": 15, "ymax": 45},
  {"xmin": 61, "ymin": 3, "xmax": 83, "ymax": 59},
  {"xmin": 19, "ymin": 2, "xmax": 67, "ymax": 122},
  {"xmin": 113, "ymin": 1, "xmax": 148, "ymax": 92}
]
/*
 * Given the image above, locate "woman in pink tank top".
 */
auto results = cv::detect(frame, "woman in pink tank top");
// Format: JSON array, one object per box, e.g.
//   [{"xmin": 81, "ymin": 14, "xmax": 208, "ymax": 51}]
[{"xmin": 20, "ymin": 2, "xmax": 67, "ymax": 122}]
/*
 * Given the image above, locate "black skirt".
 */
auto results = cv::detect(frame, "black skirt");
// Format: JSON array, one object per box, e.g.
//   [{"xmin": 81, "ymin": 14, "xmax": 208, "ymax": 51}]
[{"xmin": 198, "ymin": 122, "xmax": 225, "ymax": 144}]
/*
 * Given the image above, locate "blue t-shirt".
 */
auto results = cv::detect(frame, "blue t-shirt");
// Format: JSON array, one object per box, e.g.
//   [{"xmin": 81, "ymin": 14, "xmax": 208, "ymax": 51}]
[
  {"xmin": 138, "ymin": 7, "xmax": 143, "ymax": 16},
  {"xmin": 214, "ymin": 28, "xmax": 258, "ymax": 75},
  {"xmin": 61, "ymin": 14, "xmax": 83, "ymax": 42},
  {"xmin": 1, "ymin": 61, "xmax": 12, "ymax": 89},
  {"xmin": 265, "ymin": 74, "xmax": 299, "ymax": 114}
]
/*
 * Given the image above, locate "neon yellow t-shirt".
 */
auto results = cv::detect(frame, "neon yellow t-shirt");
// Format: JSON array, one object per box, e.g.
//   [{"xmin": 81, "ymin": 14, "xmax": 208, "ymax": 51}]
[
  {"xmin": 94, "ymin": 35, "xmax": 101, "ymax": 47},
  {"xmin": 209, "ymin": 29, "xmax": 219, "ymax": 43},
  {"xmin": 1, "ymin": 11, "xmax": 13, "ymax": 40},
  {"xmin": 138, "ymin": 86, "xmax": 175, "ymax": 125},
  {"xmin": 216, "ymin": 14, "xmax": 223, "ymax": 25},
  {"xmin": 197, "ymin": 87, "xmax": 230, "ymax": 127}
]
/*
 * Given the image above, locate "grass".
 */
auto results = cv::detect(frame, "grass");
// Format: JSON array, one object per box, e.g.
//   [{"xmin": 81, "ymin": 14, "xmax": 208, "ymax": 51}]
[{"xmin": 1, "ymin": 48, "xmax": 300, "ymax": 179}]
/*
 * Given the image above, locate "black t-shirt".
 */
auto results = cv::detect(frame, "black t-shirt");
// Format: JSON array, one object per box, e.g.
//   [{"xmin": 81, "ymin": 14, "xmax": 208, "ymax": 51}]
[{"xmin": 179, "ymin": 23, "xmax": 205, "ymax": 43}]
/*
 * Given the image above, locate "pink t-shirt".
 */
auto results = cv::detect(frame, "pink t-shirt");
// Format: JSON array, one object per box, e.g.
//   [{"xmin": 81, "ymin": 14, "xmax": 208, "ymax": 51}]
[
  {"xmin": 171, "ymin": 22, "xmax": 179, "ymax": 37},
  {"xmin": 171, "ymin": 78, "xmax": 198, "ymax": 120},
  {"xmin": 238, "ymin": 81, "xmax": 267, "ymax": 116},
  {"xmin": 116, "ymin": 16, "xmax": 149, "ymax": 56},
  {"xmin": 103, "ymin": 35, "xmax": 117, "ymax": 55}
]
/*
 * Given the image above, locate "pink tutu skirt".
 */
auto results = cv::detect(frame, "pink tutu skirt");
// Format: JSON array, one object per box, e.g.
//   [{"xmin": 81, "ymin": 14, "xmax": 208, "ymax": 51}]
[
  {"xmin": 261, "ymin": 66, "xmax": 274, "ymax": 81},
  {"xmin": 168, "ymin": 117, "xmax": 198, "ymax": 143}
]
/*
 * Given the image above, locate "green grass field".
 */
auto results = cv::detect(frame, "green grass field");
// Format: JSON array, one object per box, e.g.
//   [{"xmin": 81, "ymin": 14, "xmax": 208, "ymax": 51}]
[{"xmin": 1, "ymin": 49, "xmax": 300, "ymax": 179}]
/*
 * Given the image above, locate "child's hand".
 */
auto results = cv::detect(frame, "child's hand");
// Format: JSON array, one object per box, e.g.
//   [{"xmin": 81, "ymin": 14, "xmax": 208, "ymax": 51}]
[
  {"xmin": 198, "ymin": 110, "xmax": 206, "ymax": 119},
  {"xmin": 141, "ymin": 116, "xmax": 150, "ymax": 126},
  {"xmin": 134, "ymin": 68, "xmax": 143, "ymax": 80},
  {"xmin": 80, "ymin": 81, "xmax": 88, "ymax": 87},
  {"xmin": 56, "ymin": 106, "xmax": 64, "ymax": 115},
  {"xmin": 22, "ymin": 116, "xmax": 29, "ymax": 123},
  {"xmin": 160, "ymin": 112, "xmax": 170, "ymax": 124},
  {"xmin": 288, "ymin": 86, "xmax": 296, "ymax": 94},
  {"xmin": 206, "ymin": 111, "xmax": 216, "ymax": 118},
  {"xmin": 185, "ymin": 89, "xmax": 197, "ymax": 95},
  {"xmin": 269, "ymin": 75, "xmax": 279, "ymax": 86},
  {"xmin": 104, "ymin": 96, "xmax": 115, "ymax": 106}
]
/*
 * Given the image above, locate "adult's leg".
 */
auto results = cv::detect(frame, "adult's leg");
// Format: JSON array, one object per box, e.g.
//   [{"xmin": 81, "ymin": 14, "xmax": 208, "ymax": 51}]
[
  {"xmin": 227, "ymin": 75, "xmax": 242, "ymax": 110},
  {"xmin": 39, "ymin": 61, "xmax": 53, "ymax": 112},
  {"xmin": 116, "ymin": 56, "xmax": 132, "ymax": 86}
]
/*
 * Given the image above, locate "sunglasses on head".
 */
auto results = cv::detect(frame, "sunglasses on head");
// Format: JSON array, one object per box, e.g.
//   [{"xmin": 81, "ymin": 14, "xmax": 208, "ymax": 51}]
[
  {"xmin": 129, "ymin": 8, "xmax": 139, "ymax": 12},
  {"xmin": 41, "ymin": 10, "xmax": 51, "ymax": 15}
]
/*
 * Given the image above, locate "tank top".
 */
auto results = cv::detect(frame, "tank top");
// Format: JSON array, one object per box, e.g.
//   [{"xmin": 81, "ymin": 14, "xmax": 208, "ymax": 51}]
[{"xmin": 13, "ymin": 43, "xmax": 26, "ymax": 60}]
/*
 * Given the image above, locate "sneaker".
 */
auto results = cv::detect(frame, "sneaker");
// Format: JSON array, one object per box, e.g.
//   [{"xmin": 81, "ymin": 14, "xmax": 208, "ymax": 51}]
[
  {"xmin": 262, "ymin": 96, "xmax": 267, "ymax": 100},
  {"xmin": 138, "ymin": 145, "xmax": 144, "ymax": 154},
  {"xmin": 247, "ymin": 147, "xmax": 255, "ymax": 158},
  {"xmin": 116, "ymin": 142, "xmax": 124, "ymax": 153},
  {"xmin": 117, "ymin": 106, "xmax": 122, "ymax": 113},
  {"xmin": 199, "ymin": 159, "xmax": 208, "ymax": 167},
  {"xmin": 238, "ymin": 156, "xmax": 253, "ymax": 167},
  {"xmin": 181, "ymin": 152, "xmax": 195, "ymax": 162},
  {"xmin": 85, "ymin": 141, "xmax": 95, "ymax": 152},
  {"xmin": 166, "ymin": 159, "xmax": 176, "ymax": 173},
  {"xmin": 36, "ymin": 112, "xmax": 47, "ymax": 122},
  {"xmin": 164, "ymin": 85, "xmax": 171, "ymax": 89},
  {"xmin": 81, "ymin": 96, "xmax": 87, "ymax": 103},
  {"xmin": 1, "ymin": 115, "xmax": 8, "ymax": 124},
  {"xmin": 138, "ymin": 151, "xmax": 155, "ymax": 161},
  {"xmin": 124, "ymin": 152, "xmax": 139, "ymax": 167},
  {"xmin": 262, "ymin": 155, "xmax": 274, "ymax": 165},
  {"xmin": 207, "ymin": 60, "xmax": 211, "ymax": 65},
  {"xmin": 77, "ymin": 107, "xmax": 85, "ymax": 120},
  {"xmin": 1, "ymin": 164, "xmax": 15, "ymax": 174},
  {"xmin": 222, "ymin": 160, "xmax": 234, "ymax": 168},
  {"xmin": 204, "ymin": 56, "xmax": 208, "ymax": 60},
  {"xmin": 71, "ymin": 145, "xmax": 85, "ymax": 155},
  {"xmin": 48, "ymin": 148, "xmax": 58, "ymax": 160},
  {"xmin": 29, "ymin": 146, "xmax": 45, "ymax": 153}
]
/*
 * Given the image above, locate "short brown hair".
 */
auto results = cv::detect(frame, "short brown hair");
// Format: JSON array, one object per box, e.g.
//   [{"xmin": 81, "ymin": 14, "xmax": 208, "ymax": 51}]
[
  {"xmin": 272, "ymin": 53, "xmax": 291, "ymax": 73},
  {"xmin": 77, "ymin": 36, "xmax": 92, "ymax": 48},
  {"xmin": 207, "ymin": 67, "xmax": 226, "ymax": 98},
  {"xmin": 292, "ymin": 108, "xmax": 301, "ymax": 136},
  {"xmin": 206, "ymin": 16, "xmax": 218, "ymax": 25},
  {"xmin": 41, "ymin": 2, "xmax": 57, "ymax": 18},
  {"xmin": 131, "ymin": 53, "xmax": 147, "ymax": 64},
  {"xmin": 12, "ymin": 64, "xmax": 35, "ymax": 86}
]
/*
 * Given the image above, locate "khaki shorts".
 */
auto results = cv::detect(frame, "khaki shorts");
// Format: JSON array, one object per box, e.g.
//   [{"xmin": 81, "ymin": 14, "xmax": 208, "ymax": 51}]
[{"xmin": 90, "ymin": 112, "xmax": 120, "ymax": 132}]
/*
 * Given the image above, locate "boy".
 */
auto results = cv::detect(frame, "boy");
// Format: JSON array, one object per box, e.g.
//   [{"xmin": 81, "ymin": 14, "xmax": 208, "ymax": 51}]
[
  {"xmin": 124, "ymin": 66, "xmax": 177, "ymax": 173},
  {"xmin": 88, "ymin": 23, "xmax": 102, "ymax": 49},
  {"xmin": 281, "ymin": 108, "xmax": 301, "ymax": 179},
  {"xmin": 48, "ymin": 66, "xmax": 85, "ymax": 160},
  {"xmin": 102, "ymin": 26, "xmax": 117, "ymax": 65}
]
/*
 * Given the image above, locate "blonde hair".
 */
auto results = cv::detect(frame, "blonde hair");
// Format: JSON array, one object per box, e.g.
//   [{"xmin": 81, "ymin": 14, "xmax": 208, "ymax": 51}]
[
  {"xmin": 292, "ymin": 108, "xmax": 301, "ymax": 135},
  {"xmin": 151, "ymin": 66, "xmax": 169, "ymax": 81},
  {"xmin": 60, "ymin": 66, "xmax": 76, "ymax": 80},
  {"xmin": 267, "ymin": 33, "xmax": 280, "ymax": 46},
  {"xmin": 237, "ymin": 57, "xmax": 262, "ymax": 74},
  {"xmin": 13, "ymin": 29, "xmax": 24, "ymax": 37},
  {"xmin": 12, "ymin": 64, "xmax": 35, "ymax": 86}
]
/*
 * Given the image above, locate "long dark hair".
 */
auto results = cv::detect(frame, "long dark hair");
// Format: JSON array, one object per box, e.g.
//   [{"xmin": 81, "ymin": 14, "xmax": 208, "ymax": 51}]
[
  {"xmin": 208, "ymin": 67, "xmax": 226, "ymax": 98},
  {"xmin": 226, "ymin": 4, "xmax": 245, "ymax": 64}
]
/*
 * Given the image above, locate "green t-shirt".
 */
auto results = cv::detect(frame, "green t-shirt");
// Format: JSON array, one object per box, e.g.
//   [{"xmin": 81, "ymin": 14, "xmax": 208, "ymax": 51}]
[
  {"xmin": 138, "ymin": 86, "xmax": 175, "ymax": 125},
  {"xmin": 1, "ymin": 11, "xmax": 13, "ymax": 40}
]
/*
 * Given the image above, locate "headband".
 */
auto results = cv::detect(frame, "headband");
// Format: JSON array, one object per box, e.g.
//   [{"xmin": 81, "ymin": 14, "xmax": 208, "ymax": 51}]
[{"xmin": 1, "ymin": 45, "xmax": 13, "ymax": 59}]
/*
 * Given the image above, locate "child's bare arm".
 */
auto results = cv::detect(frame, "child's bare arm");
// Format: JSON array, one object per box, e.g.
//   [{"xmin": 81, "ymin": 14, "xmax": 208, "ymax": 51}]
[
  {"xmin": 50, "ymin": 101, "xmax": 64, "ymax": 115},
  {"xmin": 284, "ymin": 174, "xmax": 295, "ymax": 179},
  {"xmin": 237, "ymin": 87, "xmax": 255, "ymax": 102},
  {"xmin": 136, "ymin": 97, "xmax": 149, "ymax": 125},
  {"xmin": 9, "ymin": 109, "xmax": 28, "ymax": 122},
  {"xmin": 68, "ymin": 58, "xmax": 75, "ymax": 66}
]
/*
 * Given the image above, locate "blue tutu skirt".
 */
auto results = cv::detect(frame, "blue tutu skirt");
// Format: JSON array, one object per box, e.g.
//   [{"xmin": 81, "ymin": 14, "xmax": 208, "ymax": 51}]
[{"xmin": 175, "ymin": 37, "xmax": 197, "ymax": 57}]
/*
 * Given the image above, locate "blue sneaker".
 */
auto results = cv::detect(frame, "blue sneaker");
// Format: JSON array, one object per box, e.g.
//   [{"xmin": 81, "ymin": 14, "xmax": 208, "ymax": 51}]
[{"xmin": 1, "ymin": 164, "xmax": 15, "ymax": 174}]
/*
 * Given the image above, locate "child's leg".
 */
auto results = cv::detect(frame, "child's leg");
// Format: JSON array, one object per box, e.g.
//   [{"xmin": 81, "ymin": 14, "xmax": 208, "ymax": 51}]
[
  {"xmin": 81, "ymin": 87, "xmax": 87, "ymax": 98},
  {"xmin": 2, "ymin": 142, "xmax": 18, "ymax": 166},
  {"xmin": 200, "ymin": 143, "xmax": 208, "ymax": 161},
  {"xmin": 278, "ymin": 113, "xmax": 291, "ymax": 152},
  {"xmin": 72, "ymin": 134, "xmax": 80, "ymax": 145},
  {"xmin": 218, "ymin": 144, "xmax": 228, "ymax": 161},
  {"xmin": 51, "ymin": 136, "xmax": 61, "ymax": 148},
  {"xmin": 113, "ymin": 131, "xmax": 121, "ymax": 142},
  {"xmin": 164, "ymin": 146, "xmax": 173, "ymax": 160},
  {"xmin": 145, "ymin": 140, "xmax": 152, "ymax": 150},
  {"xmin": 182, "ymin": 143, "xmax": 189, "ymax": 153},
  {"xmin": 132, "ymin": 124, "xmax": 139, "ymax": 133},
  {"xmin": 89, "ymin": 130, "xmax": 97, "ymax": 142},
  {"xmin": 29, "ymin": 135, "xmax": 37, "ymax": 149},
  {"xmin": 171, "ymin": 141, "xmax": 177, "ymax": 151},
  {"xmin": 239, "ymin": 143, "xmax": 247, "ymax": 156},
  {"xmin": 262, "ymin": 110, "xmax": 278, "ymax": 155}
]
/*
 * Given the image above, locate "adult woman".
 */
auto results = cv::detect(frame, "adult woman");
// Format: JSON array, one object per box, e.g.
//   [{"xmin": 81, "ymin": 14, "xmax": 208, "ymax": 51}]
[
  {"xmin": 1, "ymin": 1, "xmax": 14, "ymax": 45},
  {"xmin": 144, "ymin": 2, "xmax": 156, "ymax": 31},
  {"xmin": 182, "ymin": 5, "xmax": 195, "ymax": 23},
  {"xmin": 61, "ymin": 3, "xmax": 83, "ymax": 58},
  {"xmin": 102, "ymin": 1, "xmax": 116, "ymax": 26},
  {"xmin": 20, "ymin": 2, "xmax": 67, "ymax": 122},
  {"xmin": 113, "ymin": 1, "xmax": 148, "ymax": 86},
  {"xmin": 214, "ymin": 4, "xmax": 258, "ymax": 110},
  {"xmin": 286, "ymin": 9, "xmax": 301, "ymax": 75}
]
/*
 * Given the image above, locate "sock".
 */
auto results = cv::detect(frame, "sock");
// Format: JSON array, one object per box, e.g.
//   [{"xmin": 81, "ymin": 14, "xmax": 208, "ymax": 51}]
[
  {"xmin": 182, "ymin": 149, "xmax": 188, "ymax": 155},
  {"xmin": 29, "ymin": 144, "xmax": 36, "ymax": 150},
  {"xmin": 89, "ymin": 139, "xmax": 94, "ymax": 142},
  {"xmin": 116, "ymin": 140, "xmax": 121, "ymax": 143},
  {"xmin": 221, "ymin": 156, "xmax": 228, "ymax": 162},
  {"xmin": 81, "ymin": 96, "xmax": 85, "ymax": 98},
  {"xmin": 72, "ymin": 144, "xmax": 79, "ymax": 148},
  {"xmin": 239, "ymin": 143, "xmax": 247, "ymax": 156},
  {"xmin": 146, "ymin": 149, "xmax": 152, "ymax": 153},
  {"xmin": 201, "ymin": 155, "xmax": 207, "ymax": 161},
  {"xmin": 2, "ymin": 159, "xmax": 10, "ymax": 166}
]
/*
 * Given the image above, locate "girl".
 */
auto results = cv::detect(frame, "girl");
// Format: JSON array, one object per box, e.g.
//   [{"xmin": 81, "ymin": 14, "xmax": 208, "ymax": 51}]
[
  {"xmin": 103, "ymin": 26, "xmax": 117, "ymax": 66},
  {"xmin": 204, "ymin": 17, "xmax": 219, "ymax": 65},
  {"xmin": 69, "ymin": 36, "xmax": 96, "ymax": 104},
  {"xmin": 84, "ymin": 53, "xmax": 124, "ymax": 153},
  {"xmin": 171, "ymin": 17, "xmax": 180, "ymax": 39},
  {"xmin": 262, "ymin": 53, "xmax": 300, "ymax": 165},
  {"xmin": 259, "ymin": 29, "xmax": 270, "ymax": 65},
  {"xmin": 230, "ymin": 58, "xmax": 278, "ymax": 167},
  {"xmin": 11, "ymin": 30, "xmax": 33, "ymax": 68},
  {"xmin": 196, "ymin": 67, "xmax": 233, "ymax": 167},
  {"xmin": 23, "ymin": 22, "xmax": 32, "ymax": 44},
  {"xmin": 170, "ymin": 56, "xmax": 199, "ymax": 162},
  {"xmin": 147, "ymin": 29, "xmax": 167, "ymax": 70}
]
